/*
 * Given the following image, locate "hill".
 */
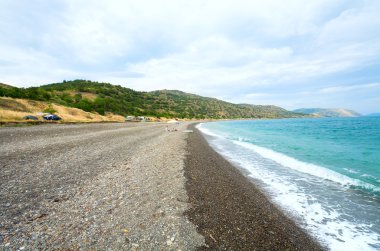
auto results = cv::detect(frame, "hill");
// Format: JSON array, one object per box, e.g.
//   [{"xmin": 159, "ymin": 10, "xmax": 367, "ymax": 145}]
[
  {"xmin": 148, "ymin": 90, "xmax": 302, "ymax": 119},
  {"xmin": 0, "ymin": 97, "xmax": 124, "ymax": 122},
  {"xmin": 0, "ymin": 83, "xmax": 13, "ymax": 88},
  {"xmin": 0, "ymin": 80, "xmax": 304, "ymax": 119},
  {"xmin": 238, "ymin": 104, "xmax": 303, "ymax": 118},
  {"xmin": 293, "ymin": 108, "xmax": 361, "ymax": 117}
]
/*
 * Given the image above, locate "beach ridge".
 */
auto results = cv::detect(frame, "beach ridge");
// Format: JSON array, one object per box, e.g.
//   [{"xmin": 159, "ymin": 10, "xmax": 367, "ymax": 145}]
[
  {"xmin": 1, "ymin": 122, "xmax": 324, "ymax": 250},
  {"xmin": 184, "ymin": 123, "xmax": 325, "ymax": 250}
]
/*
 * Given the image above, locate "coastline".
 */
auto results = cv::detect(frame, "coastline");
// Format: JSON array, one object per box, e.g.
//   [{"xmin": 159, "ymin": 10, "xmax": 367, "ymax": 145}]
[
  {"xmin": 0, "ymin": 122, "xmax": 205, "ymax": 249},
  {"xmin": 1, "ymin": 121, "xmax": 326, "ymax": 249},
  {"xmin": 184, "ymin": 123, "xmax": 325, "ymax": 250}
]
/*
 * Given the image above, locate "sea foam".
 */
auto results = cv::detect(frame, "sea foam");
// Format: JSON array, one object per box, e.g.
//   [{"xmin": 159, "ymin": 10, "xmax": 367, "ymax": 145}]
[
  {"xmin": 234, "ymin": 140, "xmax": 379, "ymax": 193},
  {"xmin": 197, "ymin": 122, "xmax": 380, "ymax": 251}
]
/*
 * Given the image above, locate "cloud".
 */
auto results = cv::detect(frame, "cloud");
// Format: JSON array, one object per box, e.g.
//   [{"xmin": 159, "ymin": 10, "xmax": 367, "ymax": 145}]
[
  {"xmin": 0, "ymin": 0, "xmax": 380, "ymax": 113},
  {"xmin": 319, "ymin": 83, "xmax": 380, "ymax": 94},
  {"xmin": 121, "ymin": 35, "xmax": 298, "ymax": 94},
  {"xmin": 316, "ymin": 2, "xmax": 380, "ymax": 46}
]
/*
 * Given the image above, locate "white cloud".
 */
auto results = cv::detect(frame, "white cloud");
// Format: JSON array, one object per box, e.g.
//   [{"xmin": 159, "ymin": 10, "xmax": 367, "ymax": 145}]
[
  {"xmin": 319, "ymin": 83, "xmax": 380, "ymax": 94},
  {"xmin": 316, "ymin": 2, "xmax": 380, "ymax": 46},
  {"xmin": 1, "ymin": 0, "xmax": 380, "ymax": 112}
]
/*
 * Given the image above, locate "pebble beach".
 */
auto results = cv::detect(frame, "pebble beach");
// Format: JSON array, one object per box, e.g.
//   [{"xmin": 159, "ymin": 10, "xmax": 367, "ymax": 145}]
[
  {"xmin": 1, "ymin": 122, "xmax": 324, "ymax": 250},
  {"xmin": 185, "ymin": 124, "xmax": 324, "ymax": 250}
]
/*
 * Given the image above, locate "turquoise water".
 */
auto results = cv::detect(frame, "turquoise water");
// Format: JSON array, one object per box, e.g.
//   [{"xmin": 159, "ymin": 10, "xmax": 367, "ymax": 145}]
[{"xmin": 198, "ymin": 117, "xmax": 380, "ymax": 251}]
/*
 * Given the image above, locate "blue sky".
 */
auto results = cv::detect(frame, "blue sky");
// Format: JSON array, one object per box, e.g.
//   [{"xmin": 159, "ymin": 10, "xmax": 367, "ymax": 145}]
[{"xmin": 1, "ymin": 0, "xmax": 379, "ymax": 114}]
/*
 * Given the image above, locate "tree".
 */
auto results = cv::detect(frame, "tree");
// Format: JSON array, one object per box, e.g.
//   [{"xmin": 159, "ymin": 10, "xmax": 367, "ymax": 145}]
[
  {"xmin": 43, "ymin": 103, "xmax": 57, "ymax": 114},
  {"xmin": 74, "ymin": 93, "xmax": 82, "ymax": 103}
]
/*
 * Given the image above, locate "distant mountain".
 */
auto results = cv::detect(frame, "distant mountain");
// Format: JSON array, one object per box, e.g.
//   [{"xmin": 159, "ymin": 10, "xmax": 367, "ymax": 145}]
[
  {"xmin": 0, "ymin": 80, "xmax": 305, "ymax": 119},
  {"xmin": 293, "ymin": 108, "xmax": 361, "ymax": 117},
  {"xmin": 366, "ymin": 113, "xmax": 380, "ymax": 117}
]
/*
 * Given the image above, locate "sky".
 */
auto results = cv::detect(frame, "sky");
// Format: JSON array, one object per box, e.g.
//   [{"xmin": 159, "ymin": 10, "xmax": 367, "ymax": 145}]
[{"xmin": 1, "ymin": 0, "xmax": 379, "ymax": 114}]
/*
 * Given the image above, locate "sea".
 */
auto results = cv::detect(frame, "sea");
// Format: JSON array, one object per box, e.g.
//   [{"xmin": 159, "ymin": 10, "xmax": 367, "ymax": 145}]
[{"xmin": 197, "ymin": 117, "xmax": 380, "ymax": 251}]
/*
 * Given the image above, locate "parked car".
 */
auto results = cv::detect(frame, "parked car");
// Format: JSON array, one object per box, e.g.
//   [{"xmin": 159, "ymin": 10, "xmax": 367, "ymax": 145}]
[
  {"xmin": 22, "ymin": 115, "xmax": 38, "ymax": 120},
  {"xmin": 43, "ymin": 114, "xmax": 61, "ymax": 121}
]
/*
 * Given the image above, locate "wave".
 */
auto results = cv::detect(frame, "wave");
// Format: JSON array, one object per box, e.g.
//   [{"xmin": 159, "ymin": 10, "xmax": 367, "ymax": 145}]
[
  {"xmin": 197, "ymin": 122, "xmax": 379, "ymax": 193},
  {"xmin": 196, "ymin": 123, "xmax": 220, "ymax": 137},
  {"xmin": 233, "ymin": 140, "xmax": 380, "ymax": 194},
  {"xmin": 197, "ymin": 122, "xmax": 380, "ymax": 250}
]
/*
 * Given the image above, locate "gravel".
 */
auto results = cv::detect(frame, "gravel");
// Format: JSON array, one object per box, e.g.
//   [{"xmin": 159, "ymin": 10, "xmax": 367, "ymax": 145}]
[
  {"xmin": 184, "ymin": 124, "xmax": 326, "ymax": 250},
  {"xmin": 0, "ymin": 122, "xmax": 204, "ymax": 250}
]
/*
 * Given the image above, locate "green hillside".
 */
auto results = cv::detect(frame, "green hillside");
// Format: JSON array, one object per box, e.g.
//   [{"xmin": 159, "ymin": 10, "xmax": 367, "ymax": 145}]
[
  {"xmin": 0, "ymin": 80, "xmax": 304, "ymax": 119},
  {"xmin": 293, "ymin": 108, "xmax": 361, "ymax": 117}
]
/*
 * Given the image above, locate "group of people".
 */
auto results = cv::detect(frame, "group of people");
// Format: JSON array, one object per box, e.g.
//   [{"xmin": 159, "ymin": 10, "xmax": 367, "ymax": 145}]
[{"xmin": 165, "ymin": 125, "xmax": 178, "ymax": 132}]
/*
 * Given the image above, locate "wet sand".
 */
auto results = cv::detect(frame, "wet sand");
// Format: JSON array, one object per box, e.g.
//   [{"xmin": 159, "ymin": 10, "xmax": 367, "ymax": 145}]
[{"xmin": 184, "ymin": 124, "xmax": 325, "ymax": 250}]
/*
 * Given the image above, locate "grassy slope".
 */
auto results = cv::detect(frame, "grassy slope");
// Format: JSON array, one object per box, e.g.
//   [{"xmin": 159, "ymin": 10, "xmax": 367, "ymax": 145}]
[
  {"xmin": 149, "ymin": 90, "xmax": 304, "ymax": 119},
  {"xmin": 0, "ymin": 80, "xmax": 306, "ymax": 119},
  {"xmin": 293, "ymin": 108, "xmax": 361, "ymax": 117},
  {"xmin": 0, "ymin": 97, "xmax": 125, "ymax": 122}
]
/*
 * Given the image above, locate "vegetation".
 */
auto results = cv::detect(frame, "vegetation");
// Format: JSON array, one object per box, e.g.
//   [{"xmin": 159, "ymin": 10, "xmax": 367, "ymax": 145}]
[
  {"xmin": 293, "ymin": 108, "xmax": 361, "ymax": 117},
  {"xmin": 0, "ymin": 97, "xmax": 125, "ymax": 123},
  {"xmin": 0, "ymin": 80, "xmax": 305, "ymax": 119},
  {"xmin": 43, "ymin": 103, "xmax": 57, "ymax": 114}
]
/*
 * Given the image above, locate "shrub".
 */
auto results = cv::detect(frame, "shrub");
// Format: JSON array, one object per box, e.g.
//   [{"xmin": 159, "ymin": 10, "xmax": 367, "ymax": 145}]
[{"xmin": 43, "ymin": 104, "xmax": 57, "ymax": 114}]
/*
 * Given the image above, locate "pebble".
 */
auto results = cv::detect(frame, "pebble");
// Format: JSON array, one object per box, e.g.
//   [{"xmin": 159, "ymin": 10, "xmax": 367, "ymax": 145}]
[
  {"xmin": 0, "ymin": 122, "xmax": 204, "ymax": 250},
  {"xmin": 185, "ymin": 125, "xmax": 324, "ymax": 250}
]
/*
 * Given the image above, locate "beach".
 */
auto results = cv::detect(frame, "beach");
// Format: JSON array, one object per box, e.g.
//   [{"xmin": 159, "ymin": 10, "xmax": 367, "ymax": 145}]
[
  {"xmin": 1, "ymin": 122, "xmax": 323, "ymax": 250},
  {"xmin": 0, "ymin": 122, "xmax": 204, "ymax": 249},
  {"xmin": 185, "ymin": 124, "xmax": 324, "ymax": 250}
]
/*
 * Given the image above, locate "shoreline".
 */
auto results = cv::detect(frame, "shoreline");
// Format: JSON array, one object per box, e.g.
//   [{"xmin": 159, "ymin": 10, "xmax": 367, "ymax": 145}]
[
  {"xmin": 1, "ymin": 121, "xmax": 326, "ymax": 249},
  {"xmin": 184, "ymin": 123, "xmax": 325, "ymax": 250},
  {"xmin": 0, "ymin": 122, "xmax": 205, "ymax": 249}
]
